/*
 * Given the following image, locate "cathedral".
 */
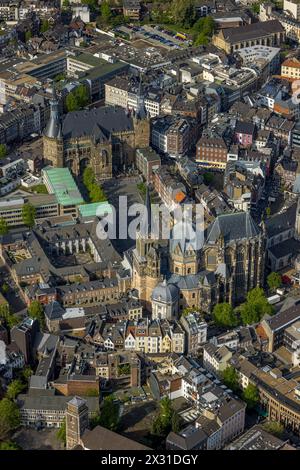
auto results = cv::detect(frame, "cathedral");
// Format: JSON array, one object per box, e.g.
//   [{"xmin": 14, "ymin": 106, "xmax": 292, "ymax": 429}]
[
  {"xmin": 43, "ymin": 88, "xmax": 150, "ymax": 179},
  {"xmin": 130, "ymin": 187, "xmax": 265, "ymax": 315}
]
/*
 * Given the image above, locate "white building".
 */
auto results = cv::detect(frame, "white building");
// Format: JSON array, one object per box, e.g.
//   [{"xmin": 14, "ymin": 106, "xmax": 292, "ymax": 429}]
[
  {"xmin": 72, "ymin": 4, "xmax": 90, "ymax": 23},
  {"xmin": 284, "ymin": 0, "xmax": 300, "ymax": 20},
  {"xmin": 151, "ymin": 280, "xmax": 179, "ymax": 321}
]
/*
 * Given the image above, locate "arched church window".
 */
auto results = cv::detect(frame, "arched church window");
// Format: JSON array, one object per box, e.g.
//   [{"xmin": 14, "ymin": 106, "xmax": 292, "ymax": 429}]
[{"xmin": 101, "ymin": 149, "xmax": 109, "ymax": 167}]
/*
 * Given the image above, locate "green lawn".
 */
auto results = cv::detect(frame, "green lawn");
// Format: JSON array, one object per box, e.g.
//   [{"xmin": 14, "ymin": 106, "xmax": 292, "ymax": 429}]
[{"xmin": 28, "ymin": 184, "xmax": 48, "ymax": 195}]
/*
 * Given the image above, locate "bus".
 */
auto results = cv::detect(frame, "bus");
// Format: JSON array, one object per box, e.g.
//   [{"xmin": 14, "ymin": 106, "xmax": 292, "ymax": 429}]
[{"xmin": 176, "ymin": 32, "xmax": 187, "ymax": 40}]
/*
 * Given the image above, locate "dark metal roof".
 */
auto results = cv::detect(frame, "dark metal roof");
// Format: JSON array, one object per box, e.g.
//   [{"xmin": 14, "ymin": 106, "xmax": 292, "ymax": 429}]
[
  {"xmin": 62, "ymin": 106, "xmax": 134, "ymax": 139},
  {"xmin": 206, "ymin": 212, "xmax": 260, "ymax": 244}
]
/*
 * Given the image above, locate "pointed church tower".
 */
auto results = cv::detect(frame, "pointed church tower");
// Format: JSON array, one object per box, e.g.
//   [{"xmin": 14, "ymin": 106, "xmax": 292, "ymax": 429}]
[
  {"xmin": 43, "ymin": 86, "xmax": 64, "ymax": 168},
  {"xmin": 133, "ymin": 73, "xmax": 150, "ymax": 149},
  {"xmin": 132, "ymin": 184, "xmax": 162, "ymax": 308}
]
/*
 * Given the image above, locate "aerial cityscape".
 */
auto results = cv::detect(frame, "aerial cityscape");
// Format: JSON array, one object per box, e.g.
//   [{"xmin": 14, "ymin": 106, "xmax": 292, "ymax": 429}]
[{"xmin": 1, "ymin": 0, "xmax": 300, "ymax": 454}]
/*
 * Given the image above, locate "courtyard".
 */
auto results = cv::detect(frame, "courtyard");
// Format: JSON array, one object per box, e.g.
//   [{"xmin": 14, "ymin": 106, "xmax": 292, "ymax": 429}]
[{"xmin": 12, "ymin": 427, "xmax": 63, "ymax": 450}]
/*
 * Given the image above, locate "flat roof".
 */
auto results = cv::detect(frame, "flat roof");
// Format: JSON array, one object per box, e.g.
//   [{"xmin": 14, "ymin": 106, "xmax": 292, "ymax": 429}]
[
  {"xmin": 78, "ymin": 201, "xmax": 112, "ymax": 218},
  {"xmin": 43, "ymin": 168, "xmax": 84, "ymax": 207}
]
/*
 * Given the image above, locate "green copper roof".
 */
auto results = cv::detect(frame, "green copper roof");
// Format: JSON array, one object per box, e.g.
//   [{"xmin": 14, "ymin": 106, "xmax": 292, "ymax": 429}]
[
  {"xmin": 43, "ymin": 168, "xmax": 84, "ymax": 207},
  {"xmin": 78, "ymin": 201, "xmax": 112, "ymax": 218}
]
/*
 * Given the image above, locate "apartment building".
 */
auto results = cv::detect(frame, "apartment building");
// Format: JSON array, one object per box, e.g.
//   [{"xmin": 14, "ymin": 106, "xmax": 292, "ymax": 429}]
[
  {"xmin": 152, "ymin": 116, "xmax": 196, "ymax": 157},
  {"xmin": 123, "ymin": 0, "xmax": 141, "ymax": 20},
  {"xmin": 153, "ymin": 166, "xmax": 187, "ymax": 211},
  {"xmin": 167, "ymin": 119, "xmax": 191, "ymax": 157},
  {"xmin": 135, "ymin": 147, "xmax": 161, "ymax": 183},
  {"xmin": 284, "ymin": 0, "xmax": 300, "ymax": 20},
  {"xmin": 203, "ymin": 343, "xmax": 233, "ymax": 375},
  {"xmin": 105, "ymin": 76, "xmax": 161, "ymax": 117},
  {"xmin": 0, "ymin": 194, "xmax": 59, "ymax": 227},
  {"xmin": 281, "ymin": 57, "xmax": 300, "ymax": 79},
  {"xmin": 232, "ymin": 354, "xmax": 300, "ymax": 435},
  {"xmin": 17, "ymin": 394, "xmax": 99, "ymax": 428},
  {"xmin": 196, "ymin": 136, "xmax": 228, "ymax": 170},
  {"xmin": 180, "ymin": 312, "xmax": 208, "ymax": 355}
]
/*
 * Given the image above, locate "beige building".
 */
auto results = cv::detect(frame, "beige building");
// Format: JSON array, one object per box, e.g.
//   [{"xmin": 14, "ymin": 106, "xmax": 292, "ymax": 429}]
[
  {"xmin": 233, "ymin": 355, "xmax": 300, "ymax": 435},
  {"xmin": 284, "ymin": 0, "xmax": 300, "ymax": 20},
  {"xmin": 44, "ymin": 89, "xmax": 150, "ymax": 180},
  {"xmin": 281, "ymin": 57, "xmax": 300, "ymax": 79},
  {"xmin": 213, "ymin": 20, "xmax": 284, "ymax": 54},
  {"xmin": 203, "ymin": 343, "xmax": 233, "ymax": 375},
  {"xmin": 105, "ymin": 77, "xmax": 129, "ymax": 109}
]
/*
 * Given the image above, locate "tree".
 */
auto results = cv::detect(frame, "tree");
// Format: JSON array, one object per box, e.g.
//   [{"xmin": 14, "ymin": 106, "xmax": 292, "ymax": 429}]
[
  {"xmin": 85, "ymin": 388, "xmax": 99, "ymax": 397},
  {"xmin": 40, "ymin": 19, "xmax": 50, "ymax": 33},
  {"xmin": 203, "ymin": 172, "xmax": 214, "ymax": 185},
  {"xmin": 66, "ymin": 85, "xmax": 90, "ymax": 112},
  {"xmin": 56, "ymin": 419, "xmax": 66, "ymax": 446},
  {"xmin": 74, "ymin": 84, "xmax": 90, "ymax": 109},
  {"xmin": 0, "ymin": 304, "xmax": 18, "ymax": 329},
  {"xmin": 239, "ymin": 287, "xmax": 274, "ymax": 325},
  {"xmin": 152, "ymin": 396, "xmax": 180, "ymax": 438},
  {"xmin": 193, "ymin": 16, "xmax": 215, "ymax": 36},
  {"xmin": 82, "ymin": 0, "xmax": 99, "ymax": 11},
  {"xmin": 262, "ymin": 421, "xmax": 284, "ymax": 438},
  {"xmin": 0, "ymin": 144, "xmax": 7, "ymax": 159},
  {"xmin": 90, "ymin": 412, "xmax": 101, "ymax": 430},
  {"xmin": 0, "ymin": 398, "xmax": 20, "ymax": 440},
  {"xmin": 25, "ymin": 30, "xmax": 32, "ymax": 43},
  {"xmin": 22, "ymin": 367, "xmax": 33, "ymax": 382},
  {"xmin": 267, "ymin": 272, "xmax": 281, "ymax": 291},
  {"xmin": 0, "ymin": 440, "xmax": 20, "ymax": 450},
  {"xmin": 251, "ymin": 2, "xmax": 261, "ymax": 14},
  {"xmin": 181, "ymin": 307, "xmax": 201, "ymax": 317},
  {"xmin": 213, "ymin": 303, "xmax": 238, "ymax": 328},
  {"xmin": 6, "ymin": 380, "xmax": 25, "ymax": 400},
  {"xmin": 172, "ymin": 0, "xmax": 196, "ymax": 28},
  {"xmin": 221, "ymin": 366, "xmax": 239, "ymax": 392},
  {"xmin": 242, "ymin": 384, "xmax": 260, "ymax": 410},
  {"xmin": 1, "ymin": 282, "xmax": 9, "ymax": 294},
  {"xmin": 100, "ymin": 1, "xmax": 112, "ymax": 24},
  {"xmin": 28, "ymin": 300, "xmax": 44, "ymax": 328},
  {"xmin": 0, "ymin": 217, "xmax": 8, "ymax": 236},
  {"xmin": 62, "ymin": 0, "xmax": 70, "ymax": 8},
  {"xmin": 65, "ymin": 92, "xmax": 78, "ymax": 112},
  {"xmin": 117, "ymin": 363, "xmax": 131, "ymax": 376},
  {"xmin": 194, "ymin": 32, "xmax": 209, "ymax": 46},
  {"xmin": 171, "ymin": 411, "xmax": 181, "ymax": 433},
  {"xmin": 98, "ymin": 395, "xmax": 120, "ymax": 431},
  {"xmin": 22, "ymin": 203, "xmax": 36, "ymax": 228},
  {"xmin": 89, "ymin": 183, "xmax": 107, "ymax": 203},
  {"xmin": 83, "ymin": 166, "xmax": 95, "ymax": 191},
  {"xmin": 193, "ymin": 16, "xmax": 215, "ymax": 46}
]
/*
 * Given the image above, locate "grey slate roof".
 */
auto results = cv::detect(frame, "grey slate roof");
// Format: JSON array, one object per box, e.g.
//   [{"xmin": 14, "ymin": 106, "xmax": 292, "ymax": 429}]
[
  {"xmin": 62, "ymin": 106, "xmax": 134, "ymax": 139},
  {"xmin": 206, "ymin": 212, "xmax": 260, "ymax": 244},
  {"xmin": 167, "ymin": 427, "xmax": 207, "ymax": 450},
  {"xmin": 235, "ymin": 120, "xmax": 255, "ymax": 136},
  {"xmin": 222, "ymin": 20, "xmax": 284, "ymax": 43},
  {"xmin": 17, "ymin": 394, "xmax": 99, "ymax": 413},
  {"xmin": 265, "ymin": 304, "xmax": 300, "ymax": 332},
  {"xmin": 265, "ymin": 203, "xmax": 296, "ymax": 238},
  {"xmin": 268, "ymin": 238, "xmax": 300, "ymax": 259},
  {"xmin": 44, "ymin": 301, "xmax": 65, "ymax": 321},
  {"xmin": 167, "ymin": 271, "xmax": 216, "ymax": 289},
  {"xmin": 151, "ymin": 280, "xmax": 179, "ymax": 303}
]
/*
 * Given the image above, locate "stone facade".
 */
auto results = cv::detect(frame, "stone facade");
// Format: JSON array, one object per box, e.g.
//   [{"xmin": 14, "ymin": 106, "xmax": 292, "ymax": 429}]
[{"xmin": 43, "ymin": 89, "xmax": 150, "ymax": 180}]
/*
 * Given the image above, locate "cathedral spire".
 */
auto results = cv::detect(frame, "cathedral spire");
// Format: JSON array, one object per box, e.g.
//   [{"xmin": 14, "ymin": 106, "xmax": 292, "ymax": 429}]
[
  {"xmin": 135, "ymin": 72, "xmax": 147, "ymax": 120},
  {"xmin": 44, "ymin": 86, "xmax": 62, "ymax": 139}
]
